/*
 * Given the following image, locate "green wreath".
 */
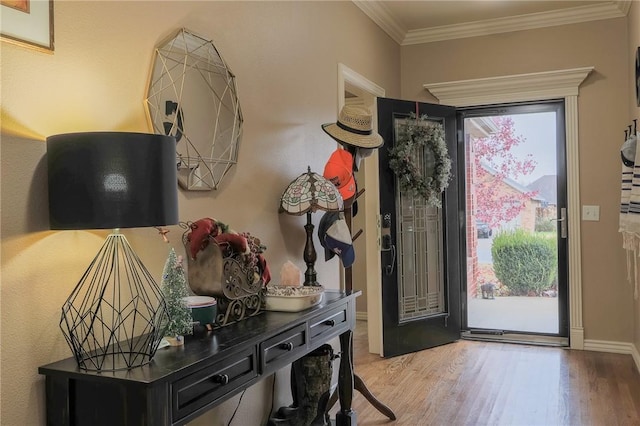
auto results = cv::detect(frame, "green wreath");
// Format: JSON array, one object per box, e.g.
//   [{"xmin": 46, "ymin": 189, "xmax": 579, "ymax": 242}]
[{"xmin": 388, "ymin": 113, "xmax": 451, "ymax": 207}]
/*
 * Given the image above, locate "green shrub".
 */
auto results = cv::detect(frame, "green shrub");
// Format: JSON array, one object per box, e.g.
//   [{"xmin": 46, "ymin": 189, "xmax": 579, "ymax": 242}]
[
  {"xmin": 535, "ymin": 216, "xmax": 555, "ymax": 233},
  {"xmin": 491, "ymin": 230, "xmax": 557, "ymax": 296}
]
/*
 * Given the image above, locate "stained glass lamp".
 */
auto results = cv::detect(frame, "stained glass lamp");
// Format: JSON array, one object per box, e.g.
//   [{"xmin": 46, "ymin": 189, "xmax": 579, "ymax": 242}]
[
  {"xmin": 279, "ymin": 167, "xmax": 343, "ymax": 286},
  {"xmin": 47, "ymin": 132, "xmax": 179, "ymax": 371}
]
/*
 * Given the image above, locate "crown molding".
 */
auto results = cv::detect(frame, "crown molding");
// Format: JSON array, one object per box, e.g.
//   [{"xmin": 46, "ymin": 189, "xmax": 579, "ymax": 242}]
[
  {"xmin": 424, "ymin": 67, "xmax": 594, "ymax": 106},
  {"xmin": 404, "ymin": 2, "xmax": 627, "ymax": 45},
  {"xmin": 352, "ymin": 0, "xmax": 406, "ymax": 45},
  {"xmin": 353, "ymin": 1, "xmax": 629, "ymax": 46},
  {"xmin": 616, "ymin": 1, "xmax": 632, "ymax": 15}
]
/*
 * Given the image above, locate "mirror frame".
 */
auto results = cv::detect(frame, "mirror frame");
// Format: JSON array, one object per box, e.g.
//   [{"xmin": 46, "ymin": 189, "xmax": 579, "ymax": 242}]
[{"xmin": 145, "ymin": 28, "xmax": 243, "ymax": 191}]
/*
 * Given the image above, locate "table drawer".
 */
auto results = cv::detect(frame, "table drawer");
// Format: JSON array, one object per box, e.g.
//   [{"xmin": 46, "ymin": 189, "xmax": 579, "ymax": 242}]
[
  {"xmin": 309, "ymin": 306, "xmax": 348, "ymax": 343},
  {"xmin": 172, "ymin": 346, "xmax": 257, "ymax": 422},
  {"xmin": 260, "ymin": 323, "xmax": 307, "ymax": 371}
]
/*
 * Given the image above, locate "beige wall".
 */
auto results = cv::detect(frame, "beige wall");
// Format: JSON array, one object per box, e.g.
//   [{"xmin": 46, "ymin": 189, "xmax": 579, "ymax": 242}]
[
  {"xmin": 629, "ymin": 2, "xmax": 640, "ymax": 363},
  {"xmin": 3, "ymin": 2, "xmax": 639, "ymax": 424},
  {"xmin": 0, "ymin": 2, "xmax": 400, "ymax": 425},
  {"xmin": 401, "ymin": 18, "xmax": 635, "ymax": 343}
]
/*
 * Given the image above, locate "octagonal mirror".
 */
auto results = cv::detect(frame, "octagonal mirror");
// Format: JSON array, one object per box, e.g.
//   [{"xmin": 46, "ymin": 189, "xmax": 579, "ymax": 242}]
[{"xmin": 145, "ymin": 28, "xmax": 243, "ymax": 191}]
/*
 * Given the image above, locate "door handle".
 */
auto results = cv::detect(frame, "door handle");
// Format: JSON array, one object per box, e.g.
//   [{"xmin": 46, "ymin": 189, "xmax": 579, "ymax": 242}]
[
  {"xmin": 381, "ymin": 213, "xmax": 396, "ymax": 275},
  {"xmin": 551, "ymin": 207, "xmax": 567, "ymax": 239},
  {"xmin": 381, "ymin": 234, "xmax": 396, "ymax": 275}
]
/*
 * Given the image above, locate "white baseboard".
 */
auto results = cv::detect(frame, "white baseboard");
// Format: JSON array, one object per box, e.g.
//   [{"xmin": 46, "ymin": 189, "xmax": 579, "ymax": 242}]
[
  {"xmin": 584, "ymin": 339, "xmax": 640, "ymax": 375},
  {"xmin": 583, "ymin": 339, "xmax": 635, "ymax": 354},
  {"xmin": 355, "ymin": 311, "xmax": 368, "ymax": 321},
  {"xmin": 570, "ymin": 327, "xmax": 584, "ymax": 350}
]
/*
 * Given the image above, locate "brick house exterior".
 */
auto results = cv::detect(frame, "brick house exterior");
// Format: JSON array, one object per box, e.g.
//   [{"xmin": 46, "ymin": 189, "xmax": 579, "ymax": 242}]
[
  {"xmin": 466, "ymin": 163, "xmax": 544, "ymax": 297},
  {"xmin": 464, "ymin": 118, "xmax": 553, "ymax": 298}
]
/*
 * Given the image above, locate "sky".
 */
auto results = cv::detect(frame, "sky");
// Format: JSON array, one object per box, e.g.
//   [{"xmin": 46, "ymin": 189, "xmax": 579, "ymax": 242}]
[{"xmin": 504, "ymin": 111, "xmax": 557, "ymax": 186}]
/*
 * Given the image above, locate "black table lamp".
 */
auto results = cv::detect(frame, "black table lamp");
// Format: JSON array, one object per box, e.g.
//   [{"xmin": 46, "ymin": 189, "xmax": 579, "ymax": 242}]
[{"xmin": 47, "ymin": 132, "xmax": 179, "ymax": 371}]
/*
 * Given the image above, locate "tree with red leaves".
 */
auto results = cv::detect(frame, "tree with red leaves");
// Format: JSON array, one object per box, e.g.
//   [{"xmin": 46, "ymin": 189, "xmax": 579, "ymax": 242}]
[{"xmin": 472, "ymin": 117, "xmax": 538, "ymax": 229}]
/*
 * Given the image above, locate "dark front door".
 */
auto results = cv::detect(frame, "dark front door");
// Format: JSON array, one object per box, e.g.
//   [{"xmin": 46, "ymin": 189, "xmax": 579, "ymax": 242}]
[{"xmin": 377, "ymin": 98, "xmax": 462, "ymax": 358}]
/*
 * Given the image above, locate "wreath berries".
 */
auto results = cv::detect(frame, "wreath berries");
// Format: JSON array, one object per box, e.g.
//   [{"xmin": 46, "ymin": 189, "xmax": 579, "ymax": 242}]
[{"xmin": 388, "ymin": 113, "xmax": 452, "ymax": 207}]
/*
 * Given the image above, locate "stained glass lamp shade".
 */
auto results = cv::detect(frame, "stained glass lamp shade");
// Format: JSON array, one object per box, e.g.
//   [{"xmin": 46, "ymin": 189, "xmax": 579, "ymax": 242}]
[
  {"xmin": 47, "ymin": 132, "xmax": 179, "ymax": 371},
  {"xmin": 279, "ymin": 167, "xmax": 343, "ymax": 285}
]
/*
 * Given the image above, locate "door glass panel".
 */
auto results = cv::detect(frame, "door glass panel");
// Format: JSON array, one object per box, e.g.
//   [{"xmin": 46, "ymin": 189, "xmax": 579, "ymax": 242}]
[
  {"xmin": 394, "ymin": 117, "xmax": 445, "ymax": 322},
  {"xmin": 464, "ymin": 111, "xmax": 560, "ymax": 334}
]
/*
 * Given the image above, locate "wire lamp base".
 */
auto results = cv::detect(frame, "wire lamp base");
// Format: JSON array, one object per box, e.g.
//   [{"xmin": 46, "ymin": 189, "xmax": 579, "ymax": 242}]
[{"xmin": 60, "ymin": 232, "xmax": 169, "ymax": 371}]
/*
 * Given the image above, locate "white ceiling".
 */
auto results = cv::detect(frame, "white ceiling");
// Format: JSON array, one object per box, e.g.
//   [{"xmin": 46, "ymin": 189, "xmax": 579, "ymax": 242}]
[{"xmin": 353, "ymin": 1, "xmax": 631, "ymax": 45}]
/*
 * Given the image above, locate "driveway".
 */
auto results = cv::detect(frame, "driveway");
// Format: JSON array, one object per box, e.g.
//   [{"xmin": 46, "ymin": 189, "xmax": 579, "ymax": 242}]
[{"xmin": 476, "ymin": 236, "xmax": 493, "ymax": 263}]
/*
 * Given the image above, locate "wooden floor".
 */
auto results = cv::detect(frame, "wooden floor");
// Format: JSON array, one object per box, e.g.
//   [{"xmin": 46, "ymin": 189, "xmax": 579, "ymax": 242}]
[{"xmin": 348, "ymin": 321, "xmax": 640, "ymax": 426}]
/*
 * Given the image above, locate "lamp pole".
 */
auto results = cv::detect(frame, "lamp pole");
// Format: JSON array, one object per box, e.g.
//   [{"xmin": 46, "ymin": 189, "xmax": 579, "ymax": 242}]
[{"xmin": 303, "ymin": 211, "xmax": 318, "ymax": 286}]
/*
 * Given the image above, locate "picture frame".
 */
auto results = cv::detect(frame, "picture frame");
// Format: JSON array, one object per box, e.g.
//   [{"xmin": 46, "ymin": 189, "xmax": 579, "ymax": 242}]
[{"xmin": 1, "ymin": 0, "xmax": 54, "ymax": 52}]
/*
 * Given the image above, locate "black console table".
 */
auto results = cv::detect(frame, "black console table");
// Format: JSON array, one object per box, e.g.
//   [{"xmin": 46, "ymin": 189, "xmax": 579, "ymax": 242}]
[{"xmin": 39, "ymin": 290, "xmax": 360, "ymax": 426}]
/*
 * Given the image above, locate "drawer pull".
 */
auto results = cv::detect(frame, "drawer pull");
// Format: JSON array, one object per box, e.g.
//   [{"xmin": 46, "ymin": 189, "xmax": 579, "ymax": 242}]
[
  {"xmin": 212, "ymin": 374, "xmax": 229, "ymax": 385},
  {"xmin": 324, "ymin": 319, "xmax": 335, "ymax": 327},
  {"xmin": 279, "ymin": 342, "xmax": 294, "ymax": 351}
]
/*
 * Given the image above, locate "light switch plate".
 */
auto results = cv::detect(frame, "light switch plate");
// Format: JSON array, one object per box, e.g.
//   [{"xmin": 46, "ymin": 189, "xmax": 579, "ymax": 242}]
[{"xmin": 582, "ymin": 205, "xmax": 600, "ymax": 221}]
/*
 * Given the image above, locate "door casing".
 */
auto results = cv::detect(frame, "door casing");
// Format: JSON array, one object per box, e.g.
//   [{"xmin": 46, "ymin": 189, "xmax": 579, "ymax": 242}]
[
  {"xmin": 337, "ymin": 63, "xmax": 385, "ymax": 355},
  {"xmin": 424, "ymin": 67, "xmax": 592, "ymax": 349}
]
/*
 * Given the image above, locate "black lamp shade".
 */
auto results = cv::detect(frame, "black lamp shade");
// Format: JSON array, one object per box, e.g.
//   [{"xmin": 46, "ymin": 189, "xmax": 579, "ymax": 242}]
[{"xmin": 47, "ymin": 132, "xmax": 179, "ymax": 230}]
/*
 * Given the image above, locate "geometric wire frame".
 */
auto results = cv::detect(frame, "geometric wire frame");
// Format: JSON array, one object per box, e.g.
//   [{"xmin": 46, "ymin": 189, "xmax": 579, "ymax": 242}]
[
  {"xmin": 145, "ymin": 28, "xmax": 243, "ymax": 191},
  {"xmin": 60, "ymin": 232, "xmax": 169, "ymax": 371}
]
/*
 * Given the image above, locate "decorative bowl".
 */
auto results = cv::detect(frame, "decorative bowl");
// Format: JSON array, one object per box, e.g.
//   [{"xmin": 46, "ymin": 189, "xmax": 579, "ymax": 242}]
[
  {"xmin": 184, "ymin": 295, "xmax": 217, "ymax": 325},
  {"xmin": 264, "ymin": 285, "xmax": 324, "ymax": 312}
]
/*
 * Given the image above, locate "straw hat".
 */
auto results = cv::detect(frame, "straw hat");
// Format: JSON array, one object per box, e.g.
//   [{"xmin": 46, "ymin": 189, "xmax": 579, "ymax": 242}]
[{"xmin": 322, "ymin": 105, "xmax": 383, "ymax": 149}]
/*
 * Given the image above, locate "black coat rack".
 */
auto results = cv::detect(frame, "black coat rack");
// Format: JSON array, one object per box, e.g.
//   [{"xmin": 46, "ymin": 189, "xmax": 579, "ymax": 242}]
[
  {"xmin": 326, "ymin": 146, "xmax": 397, "ymax": 421},
  {"xmin": 625, "ymin": 119, "xmax": 638, "ymax": 140}
]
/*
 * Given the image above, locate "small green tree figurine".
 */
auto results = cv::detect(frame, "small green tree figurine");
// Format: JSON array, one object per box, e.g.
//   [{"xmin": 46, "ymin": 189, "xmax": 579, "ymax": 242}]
[{"xmin": 161, "ymin": 248, "xmax": 193, "ymax": 345}]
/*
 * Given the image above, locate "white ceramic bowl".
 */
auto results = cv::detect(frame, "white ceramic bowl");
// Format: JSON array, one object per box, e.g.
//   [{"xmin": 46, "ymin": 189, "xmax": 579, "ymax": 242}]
[{"xmin": 264, "ymin": 285, "xmax": 324, "ymax": 312}]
